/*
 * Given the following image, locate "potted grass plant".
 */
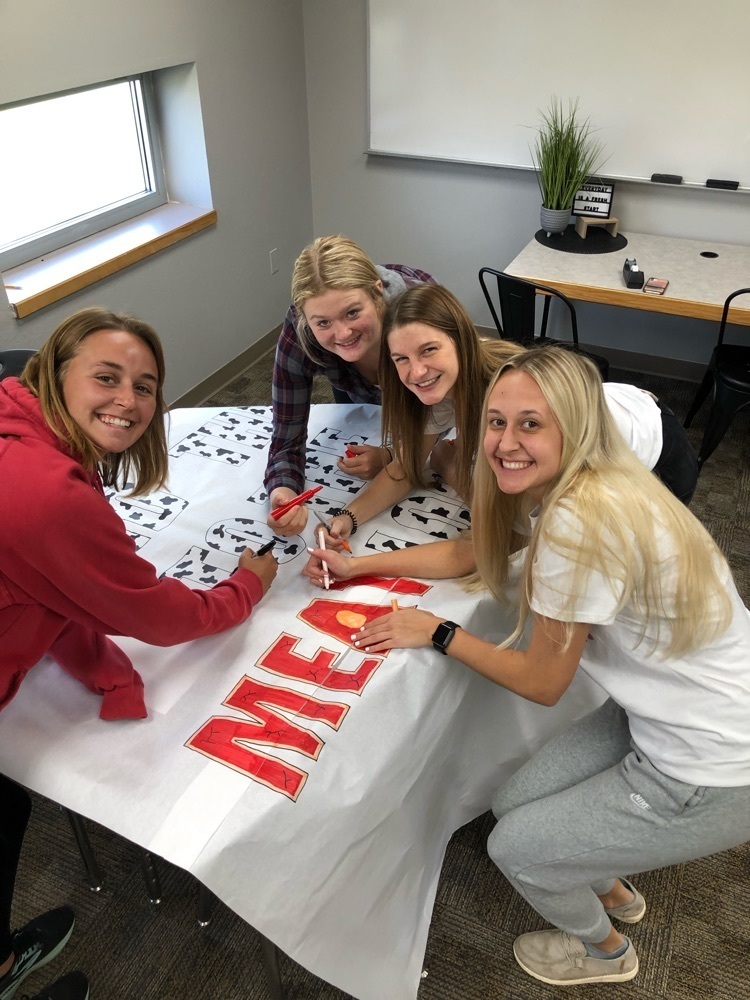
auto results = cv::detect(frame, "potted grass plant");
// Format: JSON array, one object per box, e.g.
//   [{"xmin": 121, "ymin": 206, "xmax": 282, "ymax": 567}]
[{"xmin": 531, "ymin": 97, "xmax": 606, "ymax": 236}]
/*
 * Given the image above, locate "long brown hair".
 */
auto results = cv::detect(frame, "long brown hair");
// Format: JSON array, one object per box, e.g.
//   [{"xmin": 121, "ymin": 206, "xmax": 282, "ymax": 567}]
[
  {"xmin": 21, "ymin": 307, "xmax": 168, "ymax": 495},
  {"xmin": 379, "ymin": 284, "xmax": 522, "ymax": 500}
]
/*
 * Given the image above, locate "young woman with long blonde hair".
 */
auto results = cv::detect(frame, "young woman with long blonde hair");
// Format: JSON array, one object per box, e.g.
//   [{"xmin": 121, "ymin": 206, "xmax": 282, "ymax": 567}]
[{"xmin": 346, "ymin": 346, "xmax": 750, "ymax": 987}]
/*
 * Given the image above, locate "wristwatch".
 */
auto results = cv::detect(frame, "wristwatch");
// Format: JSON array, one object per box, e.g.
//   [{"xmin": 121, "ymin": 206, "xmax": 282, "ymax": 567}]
[{"xmin": 431, "ymin": 620, "xmax": 461, "ymax": 655}]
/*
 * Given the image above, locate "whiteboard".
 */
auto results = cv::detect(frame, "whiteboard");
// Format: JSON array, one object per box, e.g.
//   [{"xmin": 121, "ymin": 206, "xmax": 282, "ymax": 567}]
[{"xmin": 367, "ymin": 0, "xmax": 750, "ymax": 189}]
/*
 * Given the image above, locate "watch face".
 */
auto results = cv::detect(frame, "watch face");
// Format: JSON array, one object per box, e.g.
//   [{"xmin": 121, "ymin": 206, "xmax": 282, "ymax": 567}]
[{"xmin": 432, "ymin": 621, "xmax": 457, "ymax": 652}]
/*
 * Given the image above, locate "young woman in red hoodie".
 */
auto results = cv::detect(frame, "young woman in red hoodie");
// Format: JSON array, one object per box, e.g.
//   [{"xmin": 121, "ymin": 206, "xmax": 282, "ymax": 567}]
[{"xmin": 0, "ymin": 307, "xmax": 277, "ymax": 1000}]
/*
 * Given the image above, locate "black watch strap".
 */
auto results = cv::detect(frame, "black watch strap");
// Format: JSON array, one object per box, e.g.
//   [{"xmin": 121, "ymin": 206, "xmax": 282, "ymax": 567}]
[{"xmin": 431, "ymin": 620, "xmax": 461, "ymax": 655}]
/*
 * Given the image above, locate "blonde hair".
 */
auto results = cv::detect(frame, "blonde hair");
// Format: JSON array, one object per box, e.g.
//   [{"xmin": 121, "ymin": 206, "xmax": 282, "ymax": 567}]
[
  {"xmin": 290, "ymin": 235, "xmax": 386, "ymax": 362},
  {"xmin": 379, "ymin": 284, "xmax": 523, "ymax": 500},
  {"xmin": 21, "ymin": 307, "xmax": 168, "ymax": 496},
  {"xmin": 470, "ymin": 345, "xmax": 732, "ymax": 657}
]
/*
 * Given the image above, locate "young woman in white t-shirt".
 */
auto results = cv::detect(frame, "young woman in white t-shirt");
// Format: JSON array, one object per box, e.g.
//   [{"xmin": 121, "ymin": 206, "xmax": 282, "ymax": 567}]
[{"xmin": 339, "ymin": 346, "xmax": 750, "ymax": 988}]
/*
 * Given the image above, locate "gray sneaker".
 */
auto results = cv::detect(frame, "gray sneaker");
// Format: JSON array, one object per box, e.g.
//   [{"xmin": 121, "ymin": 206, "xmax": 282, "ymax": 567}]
[
  {"xmin": 513, "ymin": 929, "xmax": 639, "ymax": 986},
  {"xmin": 604, "ymin": 877, "xmax": 647, "ymax": 923}
]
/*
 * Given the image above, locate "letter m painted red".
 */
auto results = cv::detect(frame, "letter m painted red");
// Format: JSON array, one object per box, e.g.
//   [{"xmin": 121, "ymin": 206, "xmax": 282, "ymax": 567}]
[{"xmin": 186, "ymin": 676, "xmax": 348, "ymax": 801}]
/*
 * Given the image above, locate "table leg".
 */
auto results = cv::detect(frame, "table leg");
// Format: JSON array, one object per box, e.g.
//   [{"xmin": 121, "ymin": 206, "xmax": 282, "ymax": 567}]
[
  {"xmin": 197, "ymin": 882, "xmax": 214, "ymax": 927},
  {"xmin": 139, "ymin": 850, "xmax": 163, "ymax": 904},
  {"xmin": 258, "ymin": 931, "xmax": 284, "ymax": 1000},
  {"xmin": 64, "ymin": 808, "xmax": 103, "ymax": 892}
]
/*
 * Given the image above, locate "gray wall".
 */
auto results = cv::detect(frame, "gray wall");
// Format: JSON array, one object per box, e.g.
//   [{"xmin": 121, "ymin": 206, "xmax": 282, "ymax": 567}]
[
  {"xmin": 303, "ymin": 0, "xmax": 750, "ymax": 370},
  {"xmin": 0, "ymin": 0, "xmax": 313, "ymax": 402},
  {"xmin": 3, "ymin": 0, "xmax": 749, "ymax": 397}
]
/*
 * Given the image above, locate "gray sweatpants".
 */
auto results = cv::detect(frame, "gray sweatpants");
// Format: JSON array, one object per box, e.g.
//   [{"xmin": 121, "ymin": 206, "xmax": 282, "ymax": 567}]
[{"xmin": 488, "ymin": 698, "xmax": 750, "ymax": 943}]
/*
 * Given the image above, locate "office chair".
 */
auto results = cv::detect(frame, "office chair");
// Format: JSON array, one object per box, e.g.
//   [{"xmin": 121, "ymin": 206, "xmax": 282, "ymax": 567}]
[
  {"xmin": 478, "ymin": 268, "xmax": 610, "ymax": 380},
  {"xmin": 0, "ymin": 348, "xmax": 36, "ymax": 381},
  {"xmin": 683, "ymin": 287, "xmax": 750, "ymax": 468}
]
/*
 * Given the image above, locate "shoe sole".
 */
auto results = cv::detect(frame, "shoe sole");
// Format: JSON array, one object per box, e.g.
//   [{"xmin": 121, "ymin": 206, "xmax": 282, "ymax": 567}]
[
  {"xmin": 605, "ymin": 879, "xmax": 646, "ymax": 924},
  {"xmin": 1, "ymin": 920, "xmax": 75, "ymax": 1000},
  {"xmin": 607, "ymin": 903, "xmax": 647, "ymax": 924},
  {"xmin": 513, "ymin": 944, "xmax": 639, "ymax": 986}
]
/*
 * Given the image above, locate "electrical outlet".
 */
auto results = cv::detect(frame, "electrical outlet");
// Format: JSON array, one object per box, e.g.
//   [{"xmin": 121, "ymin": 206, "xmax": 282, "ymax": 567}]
[{"xmin": 269, "ymin": 248, "xmax": 279, "ymax": 275}]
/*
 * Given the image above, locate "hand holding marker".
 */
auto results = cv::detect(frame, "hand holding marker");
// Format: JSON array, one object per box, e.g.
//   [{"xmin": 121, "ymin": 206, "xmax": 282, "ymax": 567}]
[
  {"xmin": 270, "ymin": 485, "xmax": 322, "ymax": 520},
  {"xmin": 254, "ymin": 539, "xmax": 276, "ymax": 557},
  {"xmin": 312, "ymin": 509, "xmax": 353, "ymax": 554}
]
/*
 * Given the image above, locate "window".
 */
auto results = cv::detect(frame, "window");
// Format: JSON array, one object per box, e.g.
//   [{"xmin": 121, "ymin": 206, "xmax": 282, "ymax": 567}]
[{"xmin": 0, "ymin": 76, "xmax": 167, "ymax": 269}]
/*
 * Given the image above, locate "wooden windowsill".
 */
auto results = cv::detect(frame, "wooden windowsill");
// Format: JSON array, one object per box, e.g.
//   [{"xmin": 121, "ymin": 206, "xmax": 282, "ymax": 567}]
[{"xmin": 2, "ymin": 203, "xmax": 217, "ymax": 319}]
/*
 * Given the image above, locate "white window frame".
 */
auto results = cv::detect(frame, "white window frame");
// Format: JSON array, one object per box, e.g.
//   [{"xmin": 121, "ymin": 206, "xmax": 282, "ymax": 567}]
[{"xmin": 0, "ymin": 74, "xmax": 167, "ymax": 270}]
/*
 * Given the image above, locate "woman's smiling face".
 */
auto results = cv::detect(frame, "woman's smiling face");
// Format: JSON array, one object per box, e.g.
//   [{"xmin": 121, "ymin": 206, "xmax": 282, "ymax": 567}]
[
  {"xmin": 302, "ymin": 285, "xmax": 383, "ymax": 366},
  {"xmin": 61, "ymin": 329, "xmax": 159, "ymax": 453},
  {"xmin": 388, "ymin": 322, "xmax": 460, "ymax": 405},
  {"xmin": 483, "ymin": 370, "xmax": 563, "ymax": 504}
]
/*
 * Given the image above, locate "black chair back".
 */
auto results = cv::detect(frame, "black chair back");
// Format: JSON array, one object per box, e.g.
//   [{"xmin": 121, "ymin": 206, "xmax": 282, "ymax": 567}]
[
  {"xmin": 0, "ymin": 349, "xmax": 36, "ymax": 382},
  {"xmin": 717, "ymin": 287, "xmax": 750, "ymax": 348},
  {"xmin": 478, "ymin": 267, "xmax": 610, "ymax": 379},
  {"xmin": 479, "ymin": 267, "xmax": 579, "ymax": 346},
  {"xmin": 684, "ymin": 287, "xmax": 750, "ymax": 467}
]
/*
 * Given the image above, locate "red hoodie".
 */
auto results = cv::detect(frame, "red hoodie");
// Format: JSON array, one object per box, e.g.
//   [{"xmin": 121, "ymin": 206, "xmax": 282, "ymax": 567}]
[{"xmin": 0, "ymin": 378, "xmax": 264, "ymax": 719}]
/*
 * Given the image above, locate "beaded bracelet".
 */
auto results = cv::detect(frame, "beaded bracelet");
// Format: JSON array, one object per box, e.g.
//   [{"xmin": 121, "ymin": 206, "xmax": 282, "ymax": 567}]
[{"xmin": 332, "ymin": 507, "xmax": 358, "ymax": 535}]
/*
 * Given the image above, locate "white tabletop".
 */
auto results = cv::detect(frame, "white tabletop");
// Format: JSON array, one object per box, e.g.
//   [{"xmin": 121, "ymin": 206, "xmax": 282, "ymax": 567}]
[
  {"xmin": 506, "ymin": 231, "xmax": 750, "ymax": 325},
  {"xmin": 0, "ymin": 404, "xmax": 604, "ymax": 1000}
]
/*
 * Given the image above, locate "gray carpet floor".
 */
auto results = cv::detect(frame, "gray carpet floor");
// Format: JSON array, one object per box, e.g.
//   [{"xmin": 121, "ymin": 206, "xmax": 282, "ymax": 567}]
[{"xmin": 15, "ymin": 348, "xmax": 750, "ymax": 999}]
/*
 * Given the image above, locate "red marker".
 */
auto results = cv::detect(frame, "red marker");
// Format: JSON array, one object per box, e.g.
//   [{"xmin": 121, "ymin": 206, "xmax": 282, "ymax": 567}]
[
  {"xmin": 345, "ymin": 446, "xmax": 357, "ymax": 459},
  {"xmin": 270, "ymin": 485, "xmax": 322, "ymax": 520}
]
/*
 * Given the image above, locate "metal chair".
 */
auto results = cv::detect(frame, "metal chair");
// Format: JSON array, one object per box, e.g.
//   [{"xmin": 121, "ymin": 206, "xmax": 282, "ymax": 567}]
[
  {"xmin": 683, "ymin": 287, "xmax": 750, "ymax": 468},
  {"xmin": 0, "ymin": 348, "xmax": 36, "ymax": 381},
  {"xmin": 478, "ymin": 267, "xmax": 610, "ymax": 380}
]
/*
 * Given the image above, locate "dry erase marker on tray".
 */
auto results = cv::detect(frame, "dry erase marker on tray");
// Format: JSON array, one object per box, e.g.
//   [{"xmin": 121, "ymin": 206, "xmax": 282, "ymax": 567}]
[
  {"xmin": 706, "ymin": 179, "xmax": 739, "ymax": 190},
  {"xmin": 650, "ymin": 173, "xmax": 683, "ymax": 185}
]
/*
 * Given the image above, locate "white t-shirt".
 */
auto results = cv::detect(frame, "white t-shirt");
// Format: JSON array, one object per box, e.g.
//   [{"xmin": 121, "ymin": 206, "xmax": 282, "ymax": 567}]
[
  {"xmin": 603, "ymin": 383, "xmax": 662, "ymax": 471},
  {"xmin": 529, "ymin": 504, "xmax": 750, "ymax": 787}
]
